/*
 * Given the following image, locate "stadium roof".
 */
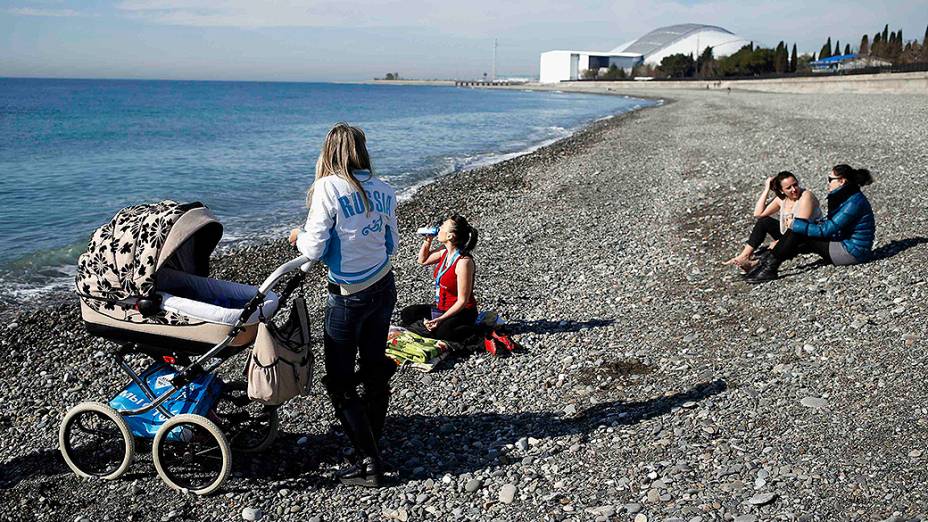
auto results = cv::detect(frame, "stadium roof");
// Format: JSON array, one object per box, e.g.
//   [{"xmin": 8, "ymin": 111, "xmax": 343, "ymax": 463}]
[{"xmin": 612, "ymin": 24, "xmax": 737, "ymax": 56}]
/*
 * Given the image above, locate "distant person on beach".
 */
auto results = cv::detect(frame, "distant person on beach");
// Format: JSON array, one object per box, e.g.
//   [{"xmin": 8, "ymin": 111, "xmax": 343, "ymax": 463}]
[
  {"xmin": 747, "ymin": 164, "xmax": 875, "ymax": 283},
  {"xmin": 288, "ymin": 122, "xmax": 398, "ymax": 487},
  {"xmin": 399, "ymin": 214, "xmax": 478, "ymax": 343},
  {"xmin": 725, "ymin": 171, "xmax": 822, "ymax": 272}
]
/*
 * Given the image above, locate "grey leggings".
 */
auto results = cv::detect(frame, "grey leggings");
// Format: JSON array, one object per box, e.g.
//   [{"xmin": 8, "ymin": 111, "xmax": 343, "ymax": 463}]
[{"xmin": 829, "ymin": 241, "xmax": 858, "ymax": 266}]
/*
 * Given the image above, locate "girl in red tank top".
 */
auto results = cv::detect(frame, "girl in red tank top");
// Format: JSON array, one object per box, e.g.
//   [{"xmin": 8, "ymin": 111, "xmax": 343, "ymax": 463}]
[{"xmin": 399, "ymin": 214, "xmax": 479, "ymax": 342}]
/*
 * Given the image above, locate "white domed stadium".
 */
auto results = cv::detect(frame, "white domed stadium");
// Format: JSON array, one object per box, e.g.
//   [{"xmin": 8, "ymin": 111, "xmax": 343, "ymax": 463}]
[
  {"xmin": 539, "ymin": 23, "xmax": 752, "ymax": 83},
  {"xmin": 610, "ymin": 24, "xmax": 751, "ymax": 66}
]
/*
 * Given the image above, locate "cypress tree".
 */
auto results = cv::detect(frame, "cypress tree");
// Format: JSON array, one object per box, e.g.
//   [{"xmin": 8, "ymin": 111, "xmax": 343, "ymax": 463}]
[
  {"xmin": 774, "ymin": 41, "xmax": 785, "ymax": 72},
  {"xmin": 790, "ymin": 43, "xmax": 798, "ymax": 72},
  {"xmin": 920, "ymin": 26, "xmax": 928, "ymax": 62},
  {"xmin": 845, "ymin": 43, "xmax": 851, "ymax": 55},
  {"xmin": 820, "ymin": 37, "xmax": 832, "ymax": 59},
  {"xmin": 834, "ymin": 40, "xmax": 841, "ymax": 56},
  {"xmin": 882, "ymin": 24, "xmax": 889, "ymax": 46},
  {"xmin": 860, "ymin": 34, "xmax": 869, "ymax": 55},
  {"xmin": 922, "ymin": 25, "xmax": 928, "ymax": 60},
  {"xmin": 872, "ymin": 33, "xmax": 882, "ymax": 57}
]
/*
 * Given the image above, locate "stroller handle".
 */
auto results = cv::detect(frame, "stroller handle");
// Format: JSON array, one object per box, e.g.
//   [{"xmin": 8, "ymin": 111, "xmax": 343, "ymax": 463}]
[
  {"xmin": 258, "ymin": 256, "xmax": 315, "ymax": 295},
  {"xmin": 172, "ymin": 256, "xmax": 316, "ymax": 387}
]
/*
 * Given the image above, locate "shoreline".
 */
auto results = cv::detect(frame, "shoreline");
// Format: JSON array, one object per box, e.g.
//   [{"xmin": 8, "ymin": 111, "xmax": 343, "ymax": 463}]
[
  {"xmin": 0, "ymin": 93, "xmax": 660, "ymax": 318},
  {"xmin": 4, "ymin": 88, "xmax": 928, "ymax": 520}
]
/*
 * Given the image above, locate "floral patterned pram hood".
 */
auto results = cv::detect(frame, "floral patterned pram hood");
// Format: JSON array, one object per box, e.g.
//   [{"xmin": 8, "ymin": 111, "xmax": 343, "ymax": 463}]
[{"xmin": 76, "ymin": 200, "xmax": 221, "ymax": 304}]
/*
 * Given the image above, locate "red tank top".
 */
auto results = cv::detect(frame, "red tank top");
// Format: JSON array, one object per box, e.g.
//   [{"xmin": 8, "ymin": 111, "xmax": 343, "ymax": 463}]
[{"xmin": 433, "ymin": 250, "xmax": 476, "ymax": 312}]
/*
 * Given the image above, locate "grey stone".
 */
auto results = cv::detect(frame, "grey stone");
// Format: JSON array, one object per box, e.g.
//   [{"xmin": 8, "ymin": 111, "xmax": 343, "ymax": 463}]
[
  {"xmin": 800, "ymin": 397, "xmax": 828, "ymax": 409},
  {"xmin": 242, "ymin": 507, "xmax": 263, "ymax": 521},
  {"xmin": 587, "ymin": 505, "xmax": 616, "ymax": 517},
  {"xmin": 747, "ymin": 492, "xmax": 777, "ymax": 506},
  {"xmin": 646, "ymin": 488, "xmax": 660, "ymax": 503},
  {"xmin": 499, "ymin": 484, "xmax": 517, "ymax": 504},
  {"xmin": 465, "ymin": 478, "xmax": 482, "ymax": 493}
]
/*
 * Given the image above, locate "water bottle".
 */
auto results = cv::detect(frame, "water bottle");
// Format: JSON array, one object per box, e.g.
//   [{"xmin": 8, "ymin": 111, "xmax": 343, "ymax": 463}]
[{"xmin": 417, "ymin": 226, "xmax": 439, "ymax": 237}]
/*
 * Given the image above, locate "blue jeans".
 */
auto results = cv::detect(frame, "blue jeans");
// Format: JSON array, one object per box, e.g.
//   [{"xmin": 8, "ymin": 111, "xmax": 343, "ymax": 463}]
[{"xmin": 323, "ymin": 272, "xmax": 397, "ymax": 399}]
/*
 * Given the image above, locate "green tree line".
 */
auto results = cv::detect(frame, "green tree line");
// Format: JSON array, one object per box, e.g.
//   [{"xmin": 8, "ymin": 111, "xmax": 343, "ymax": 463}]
[
  {"xmin": 642, "ymin": 23, "xmax": 927, "ymax": 79},
  {"xmin": 810, "ymin": 23, "xmax": 927, "ymax": 64}
]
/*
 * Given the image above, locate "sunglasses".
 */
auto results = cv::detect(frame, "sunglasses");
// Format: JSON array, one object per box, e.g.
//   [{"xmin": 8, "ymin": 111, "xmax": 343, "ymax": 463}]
[{"xmin": 827, "ymin": 176, "xmax": 842, "ymax": 182}]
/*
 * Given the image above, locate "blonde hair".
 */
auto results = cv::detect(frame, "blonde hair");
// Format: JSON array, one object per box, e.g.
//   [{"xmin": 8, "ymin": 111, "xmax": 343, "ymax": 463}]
[{"xmin": 306, "ymin": 122, "xmax": 373, "ymax": 212}]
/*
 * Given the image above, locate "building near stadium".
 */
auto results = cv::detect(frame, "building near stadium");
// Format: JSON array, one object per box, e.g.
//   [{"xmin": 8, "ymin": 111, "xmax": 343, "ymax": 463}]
[{"xmin": 539, "ymin": 23, "xmax": 752, "ymax": 83}]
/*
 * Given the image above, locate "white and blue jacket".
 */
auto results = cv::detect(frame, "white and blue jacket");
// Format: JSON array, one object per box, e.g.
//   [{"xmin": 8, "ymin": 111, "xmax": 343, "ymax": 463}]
[{"xmin": 296, "ymin": 170, "xmax": 399, "ymax": 286}]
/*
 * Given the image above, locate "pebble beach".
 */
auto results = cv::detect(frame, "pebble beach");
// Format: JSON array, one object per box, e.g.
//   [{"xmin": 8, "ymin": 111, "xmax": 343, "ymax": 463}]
[{"xmin": 2, "ymin": 87, "xmax": 927, "ymax": 521}]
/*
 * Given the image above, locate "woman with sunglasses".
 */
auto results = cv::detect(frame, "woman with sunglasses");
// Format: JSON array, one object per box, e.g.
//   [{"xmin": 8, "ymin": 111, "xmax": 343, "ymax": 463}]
[
  {"xmin": 747, "ymin": 164, "xmax": 875, "ymax": 283},
  {"xmin": 725, "ymin": 171, "xmax": 821, "ymax": 272}
]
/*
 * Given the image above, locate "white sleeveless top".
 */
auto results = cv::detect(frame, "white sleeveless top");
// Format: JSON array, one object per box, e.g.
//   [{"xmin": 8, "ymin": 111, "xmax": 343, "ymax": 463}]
[{"xmin": 779, "ymin": 189, "xmax": 822, "ymax": 234}]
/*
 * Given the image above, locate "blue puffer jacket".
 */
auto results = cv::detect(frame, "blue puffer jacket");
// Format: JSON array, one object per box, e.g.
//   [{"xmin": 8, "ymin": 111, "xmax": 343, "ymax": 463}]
[{"xmin": 792, "ymin": 185, "xmax": 875, "ymax": 260}]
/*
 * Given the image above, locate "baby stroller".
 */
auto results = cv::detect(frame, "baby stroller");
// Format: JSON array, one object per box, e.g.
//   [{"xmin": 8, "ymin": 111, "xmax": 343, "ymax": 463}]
[{"xmin": 60, "ymin": 201, "xmax": 314, "ymax": 495}]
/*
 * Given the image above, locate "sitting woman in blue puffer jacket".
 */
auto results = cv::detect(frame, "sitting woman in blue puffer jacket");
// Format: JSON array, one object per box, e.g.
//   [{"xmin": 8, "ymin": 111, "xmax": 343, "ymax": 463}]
[{"xmin": 747, "ymin": 164, "xmax": 875, "ymax": 283}]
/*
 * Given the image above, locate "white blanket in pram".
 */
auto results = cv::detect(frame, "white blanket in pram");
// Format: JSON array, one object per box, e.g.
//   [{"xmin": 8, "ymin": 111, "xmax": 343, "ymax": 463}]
[{"xmin": 156, "ymin": 268, "xmax": 279, "ymax": 326}]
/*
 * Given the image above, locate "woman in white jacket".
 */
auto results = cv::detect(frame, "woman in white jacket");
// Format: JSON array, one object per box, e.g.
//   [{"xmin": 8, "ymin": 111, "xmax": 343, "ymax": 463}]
[{"xmin": 289, "ymin": 123, "xmax": 398, "ymax": 488}]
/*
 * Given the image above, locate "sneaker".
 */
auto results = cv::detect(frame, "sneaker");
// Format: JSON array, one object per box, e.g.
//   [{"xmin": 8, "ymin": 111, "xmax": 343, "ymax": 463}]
[
  {"xmin": 483, "ymin": 335, "xmax": 497, "ymax": 355},
  {"xmin": 337, "ymin": 457, "xmax": 382, "ymax": 488},
  {"xmin": 490, "ymin": 331, "xmax": 516, "ymax": 352}
]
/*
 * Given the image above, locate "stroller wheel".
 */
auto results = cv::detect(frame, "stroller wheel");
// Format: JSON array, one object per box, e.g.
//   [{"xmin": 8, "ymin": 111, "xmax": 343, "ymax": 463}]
[
  {"xmin": 59, "ymin": 401, "xmax": 135, "ymax": 480},
  {"xmin": 152, "ymin": 414, "xmax": 231, "ymax": 495},
  {"xmin": 211, "ymin": 381, "xmax": 279, "ymax": 453}
]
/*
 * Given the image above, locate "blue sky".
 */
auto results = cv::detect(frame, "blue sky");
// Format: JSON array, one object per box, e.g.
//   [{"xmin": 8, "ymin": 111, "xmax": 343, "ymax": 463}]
[{"xmin": 1, "ymin": 0, "xmax": 926, "ymax": 81}]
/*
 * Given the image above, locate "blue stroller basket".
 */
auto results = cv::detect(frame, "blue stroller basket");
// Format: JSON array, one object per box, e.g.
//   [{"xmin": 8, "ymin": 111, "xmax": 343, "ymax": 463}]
[{"xmin": 110, "ymin": 362, "xmax": 222, "ymax": 441}]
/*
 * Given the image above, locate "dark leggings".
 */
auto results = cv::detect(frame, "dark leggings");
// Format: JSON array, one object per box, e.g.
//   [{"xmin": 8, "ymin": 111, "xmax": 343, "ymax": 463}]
[
  {"xmin": 772, "ymin": 230, "xmax": 832, "ymax": 264},
  {"xmin": 399, "ymin": 304, "xmax": 478, "ymax": 343},
  {"xmin": 746, "ymin": 216, "xmax": 782, "ymax": 249}
]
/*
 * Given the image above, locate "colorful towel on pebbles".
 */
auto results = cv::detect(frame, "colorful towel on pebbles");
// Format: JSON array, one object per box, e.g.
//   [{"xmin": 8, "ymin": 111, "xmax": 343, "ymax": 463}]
[
  {"xmin": 385, "ymin": 311, "xmax": 507, "ymax": 372},
  {"xmin": 385, "ymin": 327, "xmax": 449, "ymax": 372}
]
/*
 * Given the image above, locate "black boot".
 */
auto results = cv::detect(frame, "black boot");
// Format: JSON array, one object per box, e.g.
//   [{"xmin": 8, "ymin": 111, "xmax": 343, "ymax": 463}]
[
  {"xmin": 337, "ymin": 456, "xmax": 382, "ymax": 487},
  {"xmin": 747, "ymin": 255, "xmax": 781, "ymax": 284},
  {"xmin": 364, "ymin": 391, "xmax": 390, "ymax": 443},
  {"xmin": 333, "ymin": 398, "xmax": 383, "ymax": 487},
  {"xmin": 743, "ymin": 251, "xmax": 771, "ymax": 279},
  {"xmin": 360, "ymin": 356, "xmax": 396, "ymax": 443}
]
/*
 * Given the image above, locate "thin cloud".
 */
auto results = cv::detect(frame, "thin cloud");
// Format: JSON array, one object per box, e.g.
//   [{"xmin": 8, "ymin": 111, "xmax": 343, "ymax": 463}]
[
  {"xmin": 112, "ymin": 0, "xmax": 580, "ymax": 30},
  {"xmin": 114, "ymin": 0, "xmax": 406, "ymax": 27},
  {"xmin": 7, "ymin": 7, "xmax": 82, "ymax": 17}
]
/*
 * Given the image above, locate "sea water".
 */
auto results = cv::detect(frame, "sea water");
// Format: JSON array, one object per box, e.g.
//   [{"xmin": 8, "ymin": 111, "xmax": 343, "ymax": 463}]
[{"xmin": 0, "ymin": 78, "xmax": 654, "ymax": 300}]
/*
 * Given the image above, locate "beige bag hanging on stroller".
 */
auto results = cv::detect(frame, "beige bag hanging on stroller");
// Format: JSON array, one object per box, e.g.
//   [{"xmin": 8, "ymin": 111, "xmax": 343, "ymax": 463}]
[{"xmin": 246, "ymin": 298, "xmax": 313, "ymax": 405}]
